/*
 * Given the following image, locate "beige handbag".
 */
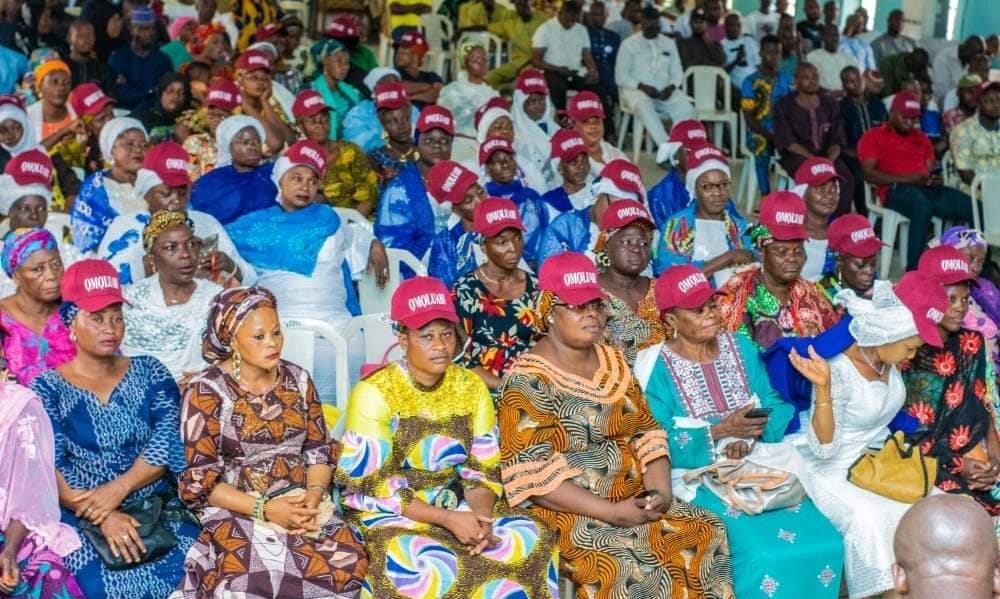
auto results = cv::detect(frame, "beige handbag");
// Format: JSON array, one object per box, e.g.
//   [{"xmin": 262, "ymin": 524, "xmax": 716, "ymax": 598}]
[{"xmin": 683, "ymin": 459, "xmax": 806, "ymax": 515}]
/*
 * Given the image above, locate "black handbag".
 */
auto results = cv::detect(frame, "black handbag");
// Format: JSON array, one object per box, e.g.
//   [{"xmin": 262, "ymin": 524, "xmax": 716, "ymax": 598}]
[{"xmin": 78, "ymin": 494, "xmax": 179, "ymax": 571}]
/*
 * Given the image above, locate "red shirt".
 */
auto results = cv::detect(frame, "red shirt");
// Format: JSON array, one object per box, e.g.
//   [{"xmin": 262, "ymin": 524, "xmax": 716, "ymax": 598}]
[{"xmin": 857, "ymin": 123, "xmax": 933, "ymax": 204}]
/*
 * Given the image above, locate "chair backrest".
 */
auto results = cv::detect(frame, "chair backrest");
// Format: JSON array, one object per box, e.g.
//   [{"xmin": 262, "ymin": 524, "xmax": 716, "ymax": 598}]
[
  {"xmin": 972, "ymin": 174, "xmax": 1000, "ymax": 246},
  {"xmin": 683, "ymin": 66, "xmax": 731, "ymax": 113},
  {"xmin": 378, "ymin": 33, "xmax": 393, "ymax": 67},
  {"xmin": 46, "ymin": 212, "xmax": 71, "ymax": 244},
  {"xmin": 454, "ymin": 32, "xmax": 508, "ymax": 78},
  {"xmin": 333, "ymin": 207, "xmax": 372, "ymax": 231},
  {"xmin": 421, "ymin": 13, "xmax": 454, "ymax": 53},
  {"xmin": 941, "ymin": 151, "xmax": 960, "ymax": 189},
  {"xmin": 281, "ymin": 317, "xmax": 351, "ymax": 439},
  {"xmin": 358, "ymin": 248, "xmax": 427, "ymax": 314},
  {"xmin": 342, "ymin": 313, "xmax": 401, "ymax": 366}
]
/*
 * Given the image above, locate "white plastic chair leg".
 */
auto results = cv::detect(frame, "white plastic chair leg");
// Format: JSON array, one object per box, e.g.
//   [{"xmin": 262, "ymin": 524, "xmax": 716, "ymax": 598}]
[
  {"xmin": 880, "ymin": 211, "xmax": 901, "ymax": 280},
  {"xmin": 616, "ymin": 112, "xmax": 630, "ymax": 150},
  {"xmin": 631, "ymin": 115, "xmax": 644, "ymax": 163}
]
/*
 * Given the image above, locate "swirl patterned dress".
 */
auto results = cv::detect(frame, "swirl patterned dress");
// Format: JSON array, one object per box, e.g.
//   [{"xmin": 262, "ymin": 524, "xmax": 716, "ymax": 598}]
[
  {"xmin": 498, "ymin": 344, "xmax": 735, "ymax": 598},
  {"xmin": 602, "ymin": 282, "xmax": 666, "ymax": 367},
  {"xmin": 335, "ymin": 363, "xmax": 558, "ymax": 599}
]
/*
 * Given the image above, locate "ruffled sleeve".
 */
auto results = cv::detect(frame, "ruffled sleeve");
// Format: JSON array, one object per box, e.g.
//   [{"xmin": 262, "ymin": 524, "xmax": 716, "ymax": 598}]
[{"xmin": 806, "ymin": 357, "xmax": 850, "ymax": 460}]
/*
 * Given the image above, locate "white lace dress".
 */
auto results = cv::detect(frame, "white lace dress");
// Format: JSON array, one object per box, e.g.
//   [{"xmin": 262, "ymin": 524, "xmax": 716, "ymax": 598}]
[{"xmin": 795, "ymin": 354, "xmax": 915, "ymax": 598}]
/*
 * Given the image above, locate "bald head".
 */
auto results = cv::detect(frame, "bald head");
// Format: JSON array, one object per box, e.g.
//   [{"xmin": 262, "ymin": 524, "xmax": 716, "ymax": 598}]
[{"xmin": 893, "ymin": 495, "xmax": 1000, "ymax": 598}]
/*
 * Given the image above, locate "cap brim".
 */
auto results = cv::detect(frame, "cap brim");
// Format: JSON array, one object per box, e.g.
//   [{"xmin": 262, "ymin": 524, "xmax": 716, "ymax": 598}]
[
  {"xmin": 376, "ymin": 101, "xmax": 408, "ymax": 111},
  {"xmin": 480, "ymin": 222, "xmax": 525, "ymax": 238},
  {"xmin": 554, "ymin": 286, "xmax": 607, "ymax": 307},
  {"xmin": 770, "ymin": 224, "xmax": 809, "ymax": 241},
  {"xmin": 161, "ymin": 172, "xmax": 191, "ymax": 188},
  {"xmin": 915, "ymin": 315, "xmax": 943, "ymax": 348},
  {"xmin": 937, "ymin": 271, "xmax": 975, "ymax": 285},
  {"xmin": 399, "ymin": 309, "xmax": 459, "ymax": 330},
  {"xmin": 75, "ymin": 293, "xmax": 128, "ymax": 313},
  {"xmin": 843, "ymin": 238, "xmax": 887, "ymax": 258},
  {"xmin": 669, "ymin": 286, "xmax": 722, "ymax": 311},
  {"xmin": 656, "ymin": 141, "xmax": 682, "ymax": 164}
]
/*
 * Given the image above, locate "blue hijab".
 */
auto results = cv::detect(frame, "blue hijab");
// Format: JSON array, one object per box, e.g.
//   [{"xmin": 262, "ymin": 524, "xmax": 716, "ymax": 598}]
[
  {"xmin": 227, "ymin": 203, "xmax": 340, "ymax": 277},
  {"xmin": 190, "ymin": 162, "xmax": 277, "ymax": 226}
]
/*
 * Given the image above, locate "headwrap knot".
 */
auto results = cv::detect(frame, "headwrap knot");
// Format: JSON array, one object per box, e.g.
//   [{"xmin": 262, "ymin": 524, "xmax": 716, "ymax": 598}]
[
  {"xmin": 1, "ymin": 227, "xmax": 58, "ymax": 276},
  {"xmin": 202, "ymin": 286, "xmax": 278, "ymax": 363}
]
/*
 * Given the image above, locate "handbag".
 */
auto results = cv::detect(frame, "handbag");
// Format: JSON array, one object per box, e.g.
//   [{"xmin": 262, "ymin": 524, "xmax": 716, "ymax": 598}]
[
  {"xmin": 359, "ymin": 343, "xmax": 400, "ymax": 378},
  {"xmin": 78, "ymin": 494, "xmax": 178, "ymax": 571},
  {"xmin": 683, "ymin": 459, "xmax": 807, "ymax": 515},
  {"xmin": 847, "ymin": 431, "xmax": 938, "ymax": 503}
]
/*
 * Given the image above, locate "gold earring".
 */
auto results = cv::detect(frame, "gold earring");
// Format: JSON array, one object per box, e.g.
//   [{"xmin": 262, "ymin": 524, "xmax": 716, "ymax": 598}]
[
  {"xmin": 232, "ymin": 350, "xmax": 242, "ymax": 380},
  {"xmin": 672, "ymin": 327, "xmax": 678, "ymax": 340}
]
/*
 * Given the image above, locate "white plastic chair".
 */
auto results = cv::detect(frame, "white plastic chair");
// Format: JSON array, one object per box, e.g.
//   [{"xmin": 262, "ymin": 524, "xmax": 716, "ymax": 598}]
[
  {"xmin": 378, "ymin": 33, "xmax": 393, "ymax": 67},
  {"xmin": 358, "ymin": 248, "xmax": 427, "ymax": 314},
  {"xmin": 971, "ymin": 174, "xmax": 1000, "ymax": 247},
  {"xmin": 45, "ymin": 212, "xmax": 71, "ymax": 244},
  {"xmin": 333, "ymin": 207, "xmax": 372, "ymax": 231},
  {"xmin": 453, "ymin": 32, "xmax": 509, "ymax": 79},
  {"xmin": 941, "ymin": 150, "xmax": 959, "ymax": 189},
  {"xmin": 421, "ymin": 13, "xmax": 455, "ymax": 78},
  {"xmin": 771, "ymin": 158, "xmax": 794, "ymax": 192},
  {"xmin": 281, "ymin": 318, "xmax": 351, "ymax": 439},
  {"xmin": 735, "ymin": 117, "xmax": 759, "ymax": 215},
  {"xmin": 682, "ymin": 66, "xmax": 738, "ymax": 158},
  {"xmin": 615, "ymin": 104, "xmax": 655, "ymax": 163},
  {"xmin": 864, "ymin": 183, "xmax": 944, "ymax": 279},
  {"xmin": 342, "ymin": 313, "xmax": 401, "ymax": 367}
]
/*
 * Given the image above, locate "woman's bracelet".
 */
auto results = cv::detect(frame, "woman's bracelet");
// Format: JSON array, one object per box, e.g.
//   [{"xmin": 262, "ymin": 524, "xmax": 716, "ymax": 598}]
[
  {"xmin": 252, "ymin": 494, "xmax": 269, "ymax": 521},
  {"xmin": 814, "ymin": 401, "xmax": 833, "ymax": 409},
  {"xmin": 306, "ymin": 484, "xmax": 328, "ymax": 493}
]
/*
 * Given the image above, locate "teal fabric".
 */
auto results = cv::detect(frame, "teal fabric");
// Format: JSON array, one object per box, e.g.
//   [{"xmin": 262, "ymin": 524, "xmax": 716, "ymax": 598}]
[{"xmin": 311, "ymin": 75, "xmax": 362, "ymax": 140}]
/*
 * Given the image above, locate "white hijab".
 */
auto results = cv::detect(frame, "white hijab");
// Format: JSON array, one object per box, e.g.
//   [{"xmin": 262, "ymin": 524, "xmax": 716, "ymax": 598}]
[
  {"xmin": 511, "ymin": 89, "xmax": 557, "ymax": 158},
  {"xmin": 838, "ymin": 281, "xmax": 919, "ymax": 347},
  {"xmin": 214, "ymin": 115, "xmax": 266, "ymax": 167},
  {"xmin": 99, "ymin": 117, "xmax": 148, "ymax": 164},
  {"xmin": 0, "ymin": 103, "xmax": 37, "ymax": 155}
]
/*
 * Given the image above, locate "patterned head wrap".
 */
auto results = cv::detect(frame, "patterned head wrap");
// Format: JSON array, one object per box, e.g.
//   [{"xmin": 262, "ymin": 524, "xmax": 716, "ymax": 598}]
[
  {"xmin": 748, "ymin": 223, "xmax": 774, "ymax": 249},
  {"xmin": 202, "ymin": 286, "xmax": 278, "ymax": 363},
  {"xmin": 929, "ymin": 225, "xmax": 987, "ymax": 251},
  {"xmin": 143, "ymin": 209, "xmax": 194, "ymax": 253},
  {"xmin": 188, "ymin": 23, "xmax": 226, "ymax": 56},
  {"xmin": 592, "ymin": 222, "xmax": 653, "ymax": 272},
  {"xmin": 533, "ymin": 290, "xmax": 556, "ymax": 333},
  {"xmin": 1, "ymin": 227, "xmax": 57, "ymax": 276},
  {"xmin": 58, "ymin": 301, "xmax": 80, "ymax": 327},
  {"xmin": 309, "ymin": 38, "xmax": 344, "ymax": 68},
  {"xmin": 33, "ymin": 60, "xmax": 70, "ymax": 94}
]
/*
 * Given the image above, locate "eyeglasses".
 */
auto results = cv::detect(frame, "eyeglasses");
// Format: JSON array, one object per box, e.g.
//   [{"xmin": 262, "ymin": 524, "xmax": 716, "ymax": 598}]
[
  {"xmin": 552, "ymin": 299, "xmax": 608, "ymax": 315},
  {"xmin": 698, "ymin": 180, "xmax": 731, "ymax": 194}
]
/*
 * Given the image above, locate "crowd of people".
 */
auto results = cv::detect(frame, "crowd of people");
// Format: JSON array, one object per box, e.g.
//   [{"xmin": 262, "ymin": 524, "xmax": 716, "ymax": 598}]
[{"xmin": 0, "ymin": 0, "xmax": 998, "ymax": 598}]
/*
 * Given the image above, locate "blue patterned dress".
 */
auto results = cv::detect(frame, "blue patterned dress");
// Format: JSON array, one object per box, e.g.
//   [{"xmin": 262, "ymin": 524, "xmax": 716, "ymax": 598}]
[{"xmin": 31, "ymin": 355, "xmax": 199, "ymax": 599}]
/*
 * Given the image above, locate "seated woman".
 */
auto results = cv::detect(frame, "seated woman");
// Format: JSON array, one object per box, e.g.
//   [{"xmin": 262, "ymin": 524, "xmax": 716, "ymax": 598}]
[
  {"xmin": 512, "ymin": 69, "xmax": 560, "ymax": 189},
  {"xmin": 426, "ymin": 160, "xmax": 488, "ymax": 287},
  {"xmin": 121, "ymin": 211, "xmax": 223, "ymax": 381},
  {"xmin": 498, "ymin": 252, "xmax": 734, "ymax": 597},
  {"xmin": 335, "ymin": 276, "xmax": 558, "ymax": 598},
  {"xmin": 308, "ymin": 38, "xmax": 363, "ymax": 138},
  {"xmin": 478, "ymin": 136, "xmax": 548, "ymax": 267},
  {"xmin": 718, "ymin": 191, "xmax": 839, "ymax": 349},
  {"xmin": 540, "ymin": 129, "xmax": 594, "ymax": 221},
  {"xmin": 291, "ymin": 89, "xmax": 378, "ymax": 217},
  {"xmin": 437, "ymin": 43, "xmax": 499, "ymax": 138},
  {"xmin": 133, "ymin": 73, "xmax": 191, "ymax": 144},
  {"xmin": 537, "ymin": 159, "xmax": 645, "ymax": 267},
  {"xmin": 368, "ymin": 81, "xmax": 418, "ymax": 186},
  {"xmin": 783, "ymin": 272, "xmax": 949, "ymax": 598},
  {"xmin": 647, "ymin": 120, "xmax": 709, "ymax": 229},
  {"xmin": 655, "ymin": 142, "xmax": 753, "ymax": 283},
  {"xmin": 189, "ymin": 115, "xmax": 277, "ymax": 225},
  {"xmin": 0, "ymin": 95, "xmax": 37, "ymax": 170},
  {"xmin": 454, "ymin": 198, "xmax": 538, "ymax": 391},
  {"xmin": 228, "ymin": 140, "xmax": 387, "ymax": 401},
  {"xmin": 7, "ymin": 84, "xmax": 79, "ymax": 211},
  {"xmin": 0, "ymin": 381, "xmax": 85, "ymax": 599},
  {"xmin": 0, "ymin": 228, "xmax": 74, "ymax": 385},
  {"xmin": 67, "ymin": 84, "xmax": 115, "ymax": 176},
  {"xmin": 179, "ymin": 79, "xmax": 240, "ymax": 179},
  {"xmin": 471, "ymin": 97, "xmax": 547, "ymax": 192},
  {"xmin": 98, "ymin": 141, "xmax": 253, "ymax": 286},
  {"xmin": 903, "ymin": 246, "xmax": 1000, "ymax": 514},
  {"xmin": 233, "ymin": 49, "xmax": 297, "ymax": 153},
  {"xmin": 636, "ymin": 264, "xmax": 843, "ymax": 599},
  {"xmin": 175, "ymin": 286, "xmax": 368, "ymax": 597},
  {"xmin": 569, "ymin": 91, "xmax": 627, "ymax": 178},
  {"xmin": 596, "ymin": 200, "xmax": 664, "ymax": 365},
  {"xmin": 342, "ymin": 67, "xmax": 420, "ymax": 153},
  {"xmin": 817, "ymin": 214, "xmax": 882, "ymax": 306},
  {"xmin": 31, "ymin": 259, "xmax": 198, "ymax": 598},
  {"xmin": 794, "ymin": 157, "xmax": 841, "ymax": 282},
  {"xmin": 70, "ymin": 117, "xmax": 148, "ymax": 253},
  {"xmin": 375, "ymin": 106, "xmax": 456, "ymax": 264}
]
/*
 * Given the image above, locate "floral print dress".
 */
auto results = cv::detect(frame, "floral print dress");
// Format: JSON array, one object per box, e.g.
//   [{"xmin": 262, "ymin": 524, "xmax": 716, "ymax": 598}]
[{"xmin": 453, "ymin": 271, "xmax": 538, "ymax": 379}]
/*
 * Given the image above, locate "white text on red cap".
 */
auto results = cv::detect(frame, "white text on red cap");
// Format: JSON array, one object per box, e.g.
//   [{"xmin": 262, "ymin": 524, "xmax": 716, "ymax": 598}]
[
  {"xmin": 84, "ymin": 90, "xmax": 105, "ymax": 108},
  {"xmin": 165, "ymin": 158, "xmax": 188, "ymax": 173},
  {"xmin": 810, "ymin": 163, "xmax": 836, "ymax": 177},
  {"xmin": 441, "ymin": 167, "xmax": 462, "ymax": 192},
  {"xmin": 692, "ymin": 146, "xmax": 722, "ymax": 161},
  {"xmin": 775, "ymin": 211, "xmax": 805, "ymax": 225},
  {"xmin": 208, "ymin": 90, "xmax": 233, "ymax": 103},
  {"xmin": 377, "ymin": 90, "xmax": 401, "ymax": 103},
  {"xmin": 83, "ymin": 274, "xmax": 120, "ymax": 292},
  {"xmin": 563, "ymin": 271, "xmax": 597, "ymax": 286},
  {"xmin": 575, "ymin": 100, "xmax": 601, "ymax": 111},
  {"xmin": 615, "ymin": 204, "xmax": 648, "ymax": 221},
  {"xmin": 483, "ymin": 138, "xmax": 510, "ymax": 154},
  {"xmin": 926, "ymin": 307, "xmax": 944, "ymax": 323},
  {"xmin": 939, "ymin": 258, "xmax": 969, "ymax": 273},
  {"xmin": 560, "ymin": 137, "xmax": 584, "ymax": 152},
  {"xmin": 677, "ymin": 272, "xmax": 708, "ymax": 294},
  {"xmin": 905, "ymin": 100, "xmax": 920, "ymax": 111},
  {"xmin": 423, "ymin": 112, "xmax": 451, "ymax": 126},
  {"xmin": 407, "ymin": 292, "xmax": 448, "ymax": 311},
  {"xmin": 523, "ymin": 77, "xmax": 545, "ymax": 89},
  {"xmin": 688, "ymin": 129, "xmax": 707, "ymax": 140},
  {"xmin": 849, "ymin": 228, "xmax": 874, "ymax": 243},
  {"xmin": 20, "ymin": 161, "xmax": 50, "ymax": 178},
  {"xmin": 618, "ymin": 169, "xmax": 642, "ymax": 188},
  {"xmin": 486, "ymin": 208, "xmax": 517, "ymax": 224},
  {"xmin": 304, "ymin": 95, "xmax": 324, "ymax": 108},
  {"xmin": 248, "ymin": 55, "xmax": 268, "ymax": 67},
  {"xmin": 299, "ymin": 146, "xmax": 323, "ymax": 166}
]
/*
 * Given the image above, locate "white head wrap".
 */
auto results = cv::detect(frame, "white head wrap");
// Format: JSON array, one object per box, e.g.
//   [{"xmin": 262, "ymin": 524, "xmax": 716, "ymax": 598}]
[
  {"xmin": 685, "ymin": 159, "xmax": 730, "ymax": 198},
  {"xmin": 591, "ymin": 176, "xmax": 640, "ymax": 203},
  {"xmin": 364, "ymin": 67, "xmax": 401, "ymax": 93},
  {"xmin": 0, "ymin": 174, "xmax": 52, "ymax": 215},
  {"xmin": 248, "ymin": 41, "xmax": 278, "ymax": 58},
  {"xmin": 792, "ymin": 180, "xmax": 840, "ymax": 200},
  {"xmin": 0, "ymin": 103, "xmax": 36, "ymax": 155},
  {"xmin": 475, "ymin": 107, "xmax": 513, "ymax": 144},
  {"xmin": 134, "ymin": 168, "xmax": 164, "ymax": 198},
  {"xmin": 214, "ymin": 115, "xmax": 266, "ymax": 167},
  {"xmin": 838, "ymin": 281, "xmax": 919, "ymax": 347},
  {"xmin": 98, "ymin": 117, "xmax": 148, "ymax": 164},
  {"xmin": 511, "ymin": 89, "xmax": 557, "ymax": 162}
]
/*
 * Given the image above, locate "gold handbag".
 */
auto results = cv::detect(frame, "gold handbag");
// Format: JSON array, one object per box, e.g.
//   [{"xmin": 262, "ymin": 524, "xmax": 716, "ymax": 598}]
[{"xmin": 847, "ymin": 431, "xmax": 938, "ymax": 503}]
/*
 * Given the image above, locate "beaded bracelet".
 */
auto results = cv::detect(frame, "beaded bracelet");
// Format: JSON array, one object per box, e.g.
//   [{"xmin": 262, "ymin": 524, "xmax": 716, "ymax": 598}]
[{"xmin": 252, "ymin": 495, "xmax": 269, "ymax": 521}]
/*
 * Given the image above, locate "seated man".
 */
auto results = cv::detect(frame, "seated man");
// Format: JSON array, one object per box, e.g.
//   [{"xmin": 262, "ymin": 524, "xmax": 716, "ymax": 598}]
[
  {"xmin": 530, "ymin": 0, "xmax": 607, "ymax": 119},
  {"xmin": 879, "ymin": 48, "xmax": 930, "ymax": 97},
  {"xmin": 840, "ymin": 65, "xmax": 888, "ymax": 214},
  {"xmin": 872, "ymin": 8, "xmax": 916, "ymax": 66},
  {"xmin": 806, "ymin": 24, "xmax": 859, "ymax": 93},
  {"xmin": 950, "ymin": 80, "xmax": 1000, "ymax": 190},
  {"xmin": 586, "ymin": 1, "xmax": 620, "ymax": 110},
  {"xmin": 796, "ymin": 0, "xmax": 823, "ymax": 51},
  {"xmin": 720, "ymin": 13, "xmax": 759, "ymax": 89},
  {"xmin": 678, "ymin": 7, "xmax": 725, "ymax": 70},
  {"xmin": 394, "ymin": 31, "xmax": 443, "ymax": 109},
  {"xmin": 942, "ymin": 74, "xmax": 981, "ymax": 135},
  {"xmin": 858, "ymin": 91, "xmax": 973, "ymax": 271},
  {"xmin": 615, "ymin": 7, "xmax": 696, "ymax": 153},
  {"xmin": 486, "ymin": 0, "xmax": 547, "ymax": 88}
]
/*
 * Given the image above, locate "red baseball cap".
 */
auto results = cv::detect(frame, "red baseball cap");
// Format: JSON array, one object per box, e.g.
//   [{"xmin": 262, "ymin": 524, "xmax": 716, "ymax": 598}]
[
  {"xmin": 599, "ymin": 159, "xmax": 645, "ymax": 199},
  {"xmin": 539, "ymin": 252, "xmax": 606, "ymax": 306},
  {"xmin": 479, "ymin": 136, "xmax": 515, "ymax": 165},
  {"xmin": 685, "ymin": 142, "xmax": 729, "ymax": 171},
  {"xmin": 515, "ymin": 69, "xmax": 548, "ymax": 95},
  {"xmin": 292, "ymin": 89, "xmax": 328, "ymax": 120},
  {"xmin": 794, "ymin": 156, "xmax": 845, "ymax": 186},
  {"xmin": 654, "ymin": 264, "xmax": 721, "ymax": 311},
  {"xmin": 474, "ymin": 96, "xmax": 511, "ymax": 130},
  {"xmin": 416, "ymin": 105, "xmax": 454, "ymax": 135},
  {"xmin": 550, "ymin": 128, "xmax": 588, "ymax": 162},
  {"xmin": 891, "ymin": 91, "xmax": 922, "ymax": 118},
  {"xmin": 426, "ymin": 160, "xmax": 478, "ymax": 205},
  {"xmin": 567, "ymin": 91, "xmax": 604, "ymax": 122},
  {"xmin": 669, "ymin": 120, "xmax": 709, "ymax": 144},
  {"xmin": 284, "ymin": 139, "xmax": 327, "ymax": 175},
  {"xmin": 977, "ymin": 80, "xmax": 1000, "ymax": 100},
  {"xmin": 390, "ymin": 276, "xmax": 458, "ymax": 329},
  {"xmin": 894, "ymin": 270, "xmax": 948, "ymax": 347},
  {"xmin": 759, "ymin": 191, "xmax": 808, "ymax": 241},
  {"xmin": 235, "ymin": 49, "xmax": 272, "ymax": 72},
  {"xmin": 204, "ymin": 79, "xmax": 241, "ymax": 112},
  {"xmin": 255, "ymin": 22, "xmax": 284, "ymax": 42},
  {"xmin": 395, "ymin": 30, "xmax": 429, "ymax": 53},
  {"xmin": 69, "ymin": 82, "xmax": 114, "ymax": 117},
  {"xmin": 61, "ymin": 259, "xmax": 127, "ymax": 312},
  {"xmin": 4, "ymin": 149, "xmax": 52, "ymax": 187},
  {"xmin": 326, "ymin": 16, "xmax": 359, "ymax": 39},
  {"xmin": 373, "ymin": 81, "xmax": 409, "ymax": 110},
  {"xmin": 827, "ymin": 214, "xmax": 884, "ymax": 258},
  {"xmin": 918, "ymin": 245, "xmax": 973, "ymax": 285},
  {"xmin": 599, "ymin": 199, "xmax": 653, "ymax": 231},
  {"xmin": 474, "ymin": 197, "xmax": 524, "ymax": 237},
  {"xmin": 142, "ymin": 141, "xmax": 190, "ymax": 187}
]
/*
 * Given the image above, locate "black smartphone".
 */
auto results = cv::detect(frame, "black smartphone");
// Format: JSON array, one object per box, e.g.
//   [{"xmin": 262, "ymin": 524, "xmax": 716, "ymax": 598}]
[{"xmin": 744, "ymin": 407, "xmax": 773, "ymax": 419}]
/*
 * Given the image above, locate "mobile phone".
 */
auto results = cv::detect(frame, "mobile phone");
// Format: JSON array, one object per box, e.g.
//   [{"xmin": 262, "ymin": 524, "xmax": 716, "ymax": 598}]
[{"xmin": 744, "ymin": 407, "xmax": 773, "ymax": 419}]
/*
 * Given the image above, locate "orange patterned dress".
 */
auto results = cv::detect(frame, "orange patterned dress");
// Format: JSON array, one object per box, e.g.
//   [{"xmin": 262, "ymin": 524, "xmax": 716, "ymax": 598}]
[
  {"xmin": 602, "ymin": 282, "xmax": 667, "ymax": 366},
  {"xmin": 498, "ymin": 344, "xmax": 735, "ymax": 598}
]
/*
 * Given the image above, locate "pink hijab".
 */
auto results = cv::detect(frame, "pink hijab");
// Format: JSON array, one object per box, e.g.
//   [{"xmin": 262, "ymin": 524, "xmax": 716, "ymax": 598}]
[{"xmin": 0, "ymin": 382, "xmax": 79, "ymax": 556}]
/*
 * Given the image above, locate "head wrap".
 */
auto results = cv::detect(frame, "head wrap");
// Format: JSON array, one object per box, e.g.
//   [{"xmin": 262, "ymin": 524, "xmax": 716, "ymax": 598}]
[
  {"xmin": 929, "ymin": 225, "xmax": 987, "ymax": 251},
  {"xmin": 202, "ymin": 286, "xmax": 278, "ymax": 363},
  {"xmin": 838, "ymin": 281, "xmax": 920, "ymax": 347},
  {"xmin": 309, "ymin": 38, "xmax": 345, "ymax": 76},
  {"xmin": 98, "ymin": 117, "xmax": 148, "ymax": 164},
  {"xmin": 685, "ymin": 158, "xmax": 731, "ymax": 198},
  {"xmin": 0, "ymin": 100, "xmax": 36, "ymax": 155},
  {"xmin": 747, "ymin": 223, "xmax": 774, "ymax": 249},
  {"xmin": 248, "ymin": 41, "xmax": 278, "ymax": 58},
  {"xmin": 475, "ymin": 107, "xmax": 513, "ymax": 144},
  {"xmin": 1, "ymin": 227, "xmax": 57, "ymax": 277},
  {"xmin": 0, "ymin": 174, "xmax": 52, "ymax": 214},
  {"xmin": 363, "ymin": 67, "xmax": 400, "ymax": 93},
  {"xmin": 591, "ymin": 177, "xmax": 641, "ymax": 202},
  {"xmin": 169, "ymin": 16, "xmax": 196, "ymax": 41},
  {"xmin": 533, "ymin": 290, "xmax": 556, "ymax": 333},
  {"xmin": 58, "ymin": 301, "xmax": 80, "ymax": 326},
  {"xmin": 459, "ymin": 41, "xmax": 484, "ymax": 66},
  {"xmin": 33, "ymin": 60, "xmax": 70, "ymax": 94},
  {"xmin": 143, "ymin": 209, "xmax": 193, "ymax": 252},
  {"xmin": 188, "ymin": 22, "xmax": 226, "ymax": 56},
  {"xmin": 214, "ymin": 115, "xmax": 266, "ymax": 167}
]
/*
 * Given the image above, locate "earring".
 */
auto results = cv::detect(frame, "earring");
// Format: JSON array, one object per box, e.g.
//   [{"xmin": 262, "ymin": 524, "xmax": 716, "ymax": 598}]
[
  {"xmin": 672, "ymin": 327, "xmax": 678, "ymax": 340},
  {"xmin": 546, "ymin": 315, "xmax": 554, "ymax": 324},
  {"xmin": 69, "ymin": 330, "xmax": 77, "ymax": 342},
  {"xmin": 232, "ymin": 350, "xmax": 242, "ymax": 380}
]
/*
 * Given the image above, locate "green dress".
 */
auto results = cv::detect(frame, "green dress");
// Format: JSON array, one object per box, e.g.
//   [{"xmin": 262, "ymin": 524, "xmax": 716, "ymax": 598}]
[{"xmin": 637, "ymin": 333, "xmax": 845, "ymax": 599}]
